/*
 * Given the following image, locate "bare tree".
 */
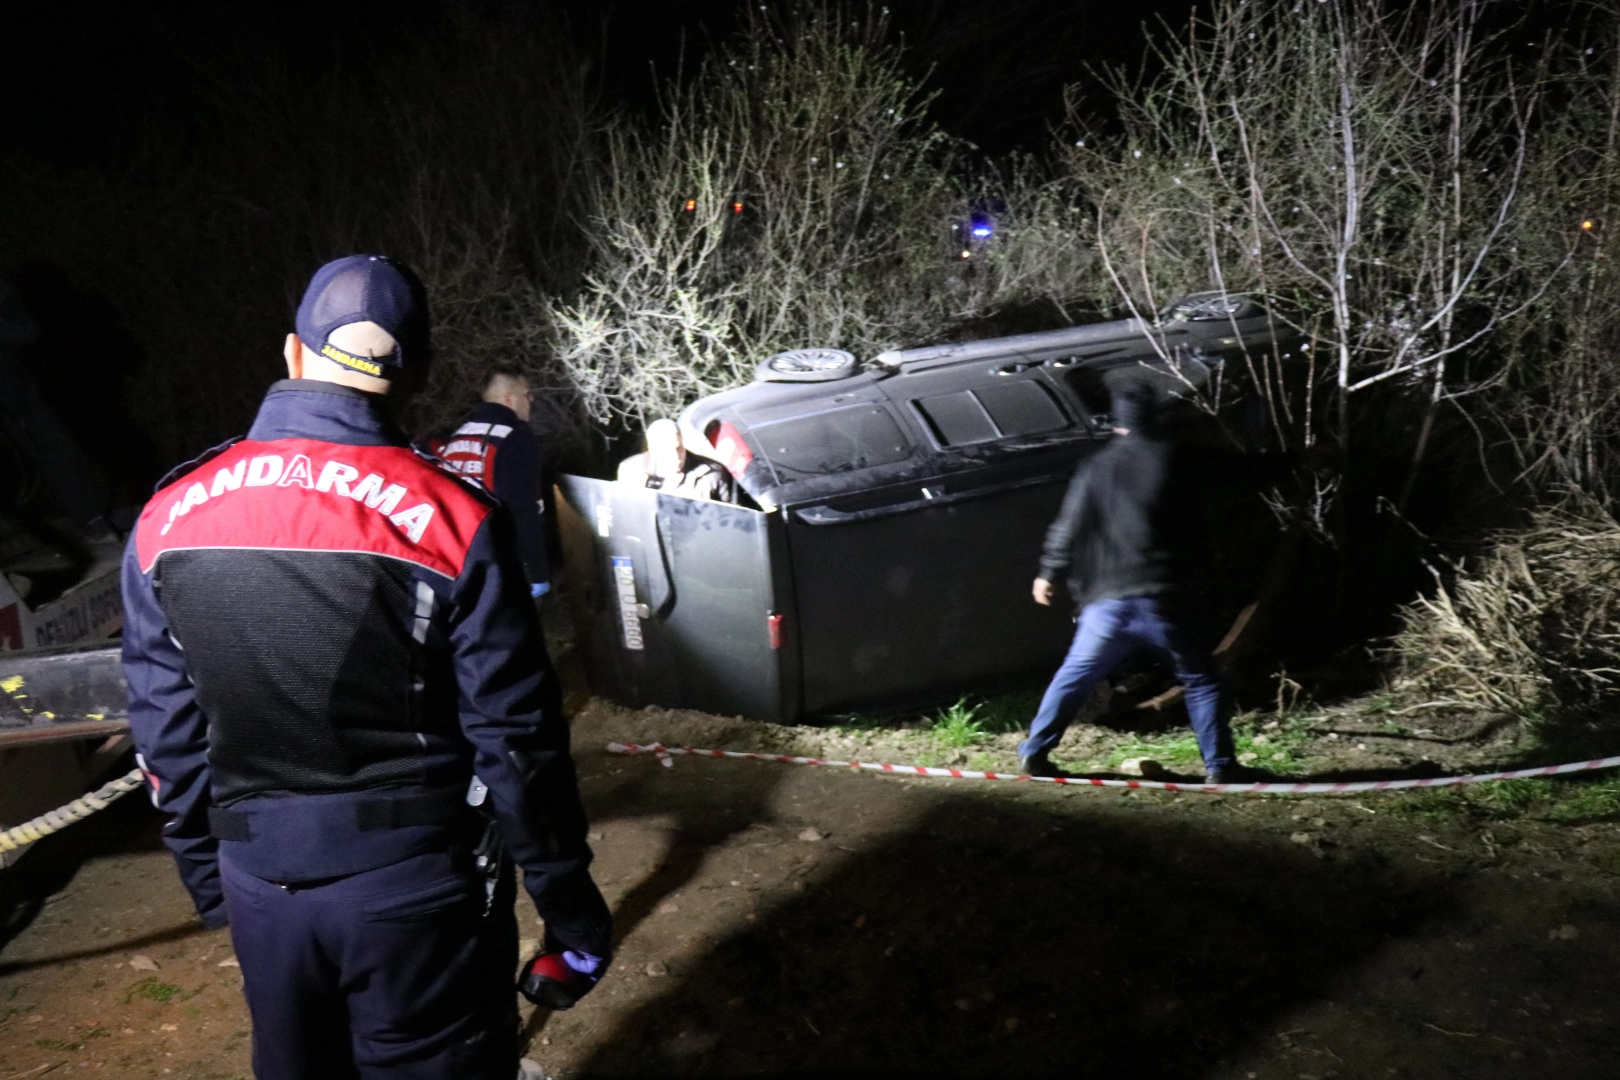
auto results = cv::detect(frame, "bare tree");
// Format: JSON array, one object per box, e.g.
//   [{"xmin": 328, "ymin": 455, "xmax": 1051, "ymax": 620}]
[
  {"xmin": 547, "ymin": 6, "xmax": 1007, "ymax": 430},
  {"xmin": 1494, "ymin": 8, "xmax": 1620, "ymax": 497},
  {"xmin": 1064, "ymin": 0, "xmax": 1566, "ymax": 482}
]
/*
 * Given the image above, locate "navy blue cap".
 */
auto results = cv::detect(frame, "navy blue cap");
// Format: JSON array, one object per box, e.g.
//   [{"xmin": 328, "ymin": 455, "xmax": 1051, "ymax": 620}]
[{"xmin": 295, "ymin": 255, "xmax": 429, "ymax": 377}]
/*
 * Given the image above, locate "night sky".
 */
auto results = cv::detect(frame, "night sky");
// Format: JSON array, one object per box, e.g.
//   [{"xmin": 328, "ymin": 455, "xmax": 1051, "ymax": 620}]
[
  {"xmin": 1, "ymin": 0, "xmax": 1579, "ymax": 481},
  {"xmin": 2, "ymin": 0, "xmax": 1201, "ymax": 166}
]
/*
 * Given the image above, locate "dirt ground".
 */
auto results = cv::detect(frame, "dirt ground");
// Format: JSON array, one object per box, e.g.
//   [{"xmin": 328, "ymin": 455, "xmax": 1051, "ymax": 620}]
[{"xmin": 4, "ymin": 684, "xmax": 1620, "ymax": 1077}]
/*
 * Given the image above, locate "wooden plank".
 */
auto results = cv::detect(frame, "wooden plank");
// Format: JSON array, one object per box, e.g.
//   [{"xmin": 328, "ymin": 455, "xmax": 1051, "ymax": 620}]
[{"xmin": 0, "ymin": 719, "xmax": 130, "ymax": 749}]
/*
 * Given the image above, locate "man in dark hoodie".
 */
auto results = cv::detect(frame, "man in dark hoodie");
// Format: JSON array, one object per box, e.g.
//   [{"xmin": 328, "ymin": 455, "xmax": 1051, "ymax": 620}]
[{"xmin": 1019, "ymin": 382, "xmax": 1241, "ymax": 783}]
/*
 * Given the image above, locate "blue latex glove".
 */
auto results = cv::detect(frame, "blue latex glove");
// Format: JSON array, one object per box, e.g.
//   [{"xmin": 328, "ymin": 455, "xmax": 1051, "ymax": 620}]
[
  {"xmin": 563, "ymin": 950, "xmax": 605, "ymax": 979},
  {"xmin": 530, "ymin": 582, "xmax": 550, "ymax": 598}
]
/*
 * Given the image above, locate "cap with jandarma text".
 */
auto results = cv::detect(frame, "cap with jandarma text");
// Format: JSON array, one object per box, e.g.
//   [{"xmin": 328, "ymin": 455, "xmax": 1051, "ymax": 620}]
[{"xmin": 295, "ymin": 255, "xmax": 430, "ymax": 375}]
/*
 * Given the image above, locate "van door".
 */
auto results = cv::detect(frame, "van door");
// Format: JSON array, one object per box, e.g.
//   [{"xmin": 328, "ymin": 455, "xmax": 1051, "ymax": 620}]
[
  {"xmin": 781, "ymin": 461, "xmax": 1082, "ymax": 717},
  {"xmin": 555, "ymin": 476, "xmax": 792, "ymax": 723},
  {"xmin": 755, "ymin": 370, "xmax": 1083, "ymax": 715}
]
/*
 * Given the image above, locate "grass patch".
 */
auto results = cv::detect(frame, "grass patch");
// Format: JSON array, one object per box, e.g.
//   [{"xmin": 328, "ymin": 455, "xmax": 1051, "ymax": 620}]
[
  {"xmin": 121, "ymin": 978, "xmax": 193, "ymax": 1006},
  {"xmin": 1388, "ymin": 774, "xmax": 1620, "ymax": 824},
  {"xmin": 826, "ymin": 689, "xmax": 1036, "ymax": 745},
  {"xmin": 1100, "ymin": 732, "xmax": 1204, "ymax": 769},
  {"xmin": 929, "ymin": 700, "xmax": 989, "ymax": 748},
  {"xmin": 968, "ymin": 690, "xmax": 1042, "ymax": 735},
  {"xmin": 1230, "ymin": 711, "xmax": 1316, "ymax": 771}
]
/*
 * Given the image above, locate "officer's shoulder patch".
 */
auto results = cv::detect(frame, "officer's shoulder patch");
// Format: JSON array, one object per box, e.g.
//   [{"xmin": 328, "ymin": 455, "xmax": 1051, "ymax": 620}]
[{"xmin": 153, "ymin": 436, "xmax": 246, "ymax": 492}]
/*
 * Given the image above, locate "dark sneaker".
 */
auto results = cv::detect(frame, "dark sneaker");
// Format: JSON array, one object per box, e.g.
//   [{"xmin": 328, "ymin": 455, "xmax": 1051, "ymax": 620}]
[
  {"xmin": 1204, "ymin": 763, "xmax": 1260, "ymax": 785},
  {"xmin": 1019, "ymin": 752, "xmax": 1060, "ymax": 778}
]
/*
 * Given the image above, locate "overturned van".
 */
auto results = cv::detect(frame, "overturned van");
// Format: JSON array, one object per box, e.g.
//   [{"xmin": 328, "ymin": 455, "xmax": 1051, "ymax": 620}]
[{"xmin": 557, "ymin": 294, "xmax": 1304, "ymax": 723}]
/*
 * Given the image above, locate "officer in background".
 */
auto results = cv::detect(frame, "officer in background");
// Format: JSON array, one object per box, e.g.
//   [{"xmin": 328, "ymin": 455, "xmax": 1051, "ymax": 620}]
[
  {"xmin": 431, "ymin": 366, "xmax": 551, "ymax": 595},
  {"xmin": 1019, "ymin": 382, "xmax": 1243, "ymax": 783},
  {"xmin": 121, "ymin": 256, "xmax": 612, "ymax": 1079}
]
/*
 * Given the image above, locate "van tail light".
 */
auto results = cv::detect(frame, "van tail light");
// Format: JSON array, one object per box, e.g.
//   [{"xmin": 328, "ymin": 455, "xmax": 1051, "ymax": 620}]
[
  {"xmin": 768, "ymin": 613, "xmax": 784, "ymax": 650},
  {"xmin": 708, "ymin": 420, "xmax": 754, "ymax": 478}
]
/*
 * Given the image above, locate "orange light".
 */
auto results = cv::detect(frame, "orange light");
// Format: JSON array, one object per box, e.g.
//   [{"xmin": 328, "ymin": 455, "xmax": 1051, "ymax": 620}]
[
  {"xmin": 684, "ymin": 199, "xmax": 697, "ymax": 212},
  {"xmin": 1582, "ymin": 219, "xmax": 1596, "ymax": 230},
  {"xmin": 960, "ymin": 250, "xmax": 972, "ymax": 259},
  {"xmin": 732, "ymin": 201, "xmax": 744, "ymax": 214}
]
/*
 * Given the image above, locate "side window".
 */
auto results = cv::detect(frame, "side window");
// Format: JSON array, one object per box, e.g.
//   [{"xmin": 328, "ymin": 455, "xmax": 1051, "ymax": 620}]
[
  {"xmin": 1064, "ymin": 367, "xmax": 1113, "ymax": 418},
  {"xmin": 913, "ymin": 391, "xmax": 997, "ymax": 446},
  {"xmin": 975, "ymin": 381, "xmax": 1068, "ymax": 437},
  {"xmin": 910, "ymin": 380, "xmax": 1071, "ymax": 448},
  {"xmin": 751, "ymin": 404, "xmax": 913, "ymax": 480}
]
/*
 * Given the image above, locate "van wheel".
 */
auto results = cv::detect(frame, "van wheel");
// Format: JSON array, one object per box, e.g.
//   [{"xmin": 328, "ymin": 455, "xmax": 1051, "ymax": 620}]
[{"xmin": 755, "ymin": 348, "xmax": 858, "ymax": 383}]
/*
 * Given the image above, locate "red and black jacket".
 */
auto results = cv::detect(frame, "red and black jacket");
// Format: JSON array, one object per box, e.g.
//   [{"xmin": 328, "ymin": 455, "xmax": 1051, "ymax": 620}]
[
  {"xmin": 121, "ymin": 380, "xmax": 607, "ymax": 952},
  {"xmin": 425, "ymin": 401, "xmax": 549, "ymax": 586}
]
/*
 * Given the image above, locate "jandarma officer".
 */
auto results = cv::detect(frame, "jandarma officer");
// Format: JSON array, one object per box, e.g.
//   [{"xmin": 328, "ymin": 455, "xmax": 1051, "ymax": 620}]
[
  {"xmin": 121, "ymin": 255, "xmax": 612, "ymax": 1079},
  {"xmin": 430, "ymin": 366, "xmax": 553, "ymax": 596}
]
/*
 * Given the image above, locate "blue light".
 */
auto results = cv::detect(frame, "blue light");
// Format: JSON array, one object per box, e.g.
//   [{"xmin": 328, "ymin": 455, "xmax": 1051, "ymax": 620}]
[{"xmin": 971, "ymin": 226, "xmax": 992, "ymax": 238}]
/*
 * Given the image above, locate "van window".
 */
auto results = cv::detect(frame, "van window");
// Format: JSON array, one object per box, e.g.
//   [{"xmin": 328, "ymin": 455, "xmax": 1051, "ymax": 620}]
[
  {"xmin": 913, "ymin": 391, "xmax": 997, "ymax": 446},
  {"xmin": 752, "ymin": 404, "xmax": 913, "ymax": 480},
  {"xmin": 1064, "ymin": 367, "xmax": 1113, "ymax": 417},
  {"xmin": 975, "ymin": 381, "xmax": 1068, "ymax": 437},
  {"xmin": 911, "ymin": 381, "xmax": 1071, "ymax": 447}
]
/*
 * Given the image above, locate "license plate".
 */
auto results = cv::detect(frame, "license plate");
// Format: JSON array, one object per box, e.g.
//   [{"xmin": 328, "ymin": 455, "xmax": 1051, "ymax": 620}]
[{"xmin": 611, "ymin": 556, "xmax": 644, "ymax": 651}]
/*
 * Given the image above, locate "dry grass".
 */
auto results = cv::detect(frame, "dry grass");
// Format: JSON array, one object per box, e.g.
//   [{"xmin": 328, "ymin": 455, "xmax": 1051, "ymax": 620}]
[{"xmin": 1389, "ymin": 502, "xmax": 1620, "ymax": 716}]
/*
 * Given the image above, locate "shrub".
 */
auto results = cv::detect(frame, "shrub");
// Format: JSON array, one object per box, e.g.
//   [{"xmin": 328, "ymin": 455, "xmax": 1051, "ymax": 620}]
[{"xmin": 1388, "ymin": 502, "xmax": 1620, "ymax": 716}]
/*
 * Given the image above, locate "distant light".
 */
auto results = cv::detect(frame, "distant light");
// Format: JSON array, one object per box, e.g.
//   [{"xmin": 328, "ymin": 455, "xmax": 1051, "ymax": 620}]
[
  {"xmin": 960, "ymin": 250, "xmax": 972, "ymax": 259},
  {"xmin": 1582, "ymin": 219, "xmax": 1596, "ymax": 230},
  {"xmin": 683, "ymin": 199, "xmax": 697, "ymax": 212},
  {"xmin": 971, "ymin": 226, "xmax": 992, "ymax": 238},
  {"xmin": 732, "ymin": 201, "xmax": 744, "ymax": 214}
]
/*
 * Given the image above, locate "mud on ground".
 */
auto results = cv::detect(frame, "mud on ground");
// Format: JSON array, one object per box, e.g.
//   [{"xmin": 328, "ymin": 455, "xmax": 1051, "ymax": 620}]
[{"xmin": 2, "ymin": 687, "xmax": 1619, "ymax": 1077}]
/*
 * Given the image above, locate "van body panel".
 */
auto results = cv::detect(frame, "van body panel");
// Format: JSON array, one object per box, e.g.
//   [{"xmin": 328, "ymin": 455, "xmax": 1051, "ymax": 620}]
[
  {"xmin": 556, "ymin": 476, "xmax": 790, "ymax": 722},
  {"xmin": 784, "ymin": 473, "xmax": 1079, "ymax": 716}
]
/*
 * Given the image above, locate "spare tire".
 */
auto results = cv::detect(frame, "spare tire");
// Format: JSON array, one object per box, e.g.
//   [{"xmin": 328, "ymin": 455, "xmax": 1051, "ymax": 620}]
[{"xmin": 754, "ymin": 348, "xmax": 857, "ymax": 383}]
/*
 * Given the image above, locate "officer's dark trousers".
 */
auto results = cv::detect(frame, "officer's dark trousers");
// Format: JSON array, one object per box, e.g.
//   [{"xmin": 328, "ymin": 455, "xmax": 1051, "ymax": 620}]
[{"xmin": 221, "ymin": 849, "xmax": 518, "ymax": 1080}]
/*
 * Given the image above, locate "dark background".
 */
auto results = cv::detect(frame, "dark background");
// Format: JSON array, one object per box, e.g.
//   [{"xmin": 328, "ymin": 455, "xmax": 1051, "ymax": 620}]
[
  {"xmin": 0, "ymin": 0, "xmax": 1200, "ymax": 167},
  {"xmin": 0, "ymin": 0, "xmax": 1579, "ymax": 496}
]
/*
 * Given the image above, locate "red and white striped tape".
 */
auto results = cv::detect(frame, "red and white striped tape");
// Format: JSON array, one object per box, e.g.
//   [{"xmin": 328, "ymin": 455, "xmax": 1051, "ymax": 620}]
[{"xmin": 605, "ymin": 742, "xmax": 1620, "ymax": 795}]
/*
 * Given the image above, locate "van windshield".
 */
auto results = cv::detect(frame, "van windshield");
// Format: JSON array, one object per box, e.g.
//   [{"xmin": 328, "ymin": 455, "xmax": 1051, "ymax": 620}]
[{"xmin": 751, "ymin": 404, "xmax": 913, "ymax": 481}]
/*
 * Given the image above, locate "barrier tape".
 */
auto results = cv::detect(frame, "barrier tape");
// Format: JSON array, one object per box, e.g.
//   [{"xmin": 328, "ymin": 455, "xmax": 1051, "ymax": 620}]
[
  {"xmin": 606, "ymin": 742, "xmax": 1620, "ymax": 796},
  {"xmin": 8, "ymin": 742, "xmax": 1616, "ymax": 859},
  {"xmin": 0, "ymin": 768, "xmax": 145, "ymax": 854}
]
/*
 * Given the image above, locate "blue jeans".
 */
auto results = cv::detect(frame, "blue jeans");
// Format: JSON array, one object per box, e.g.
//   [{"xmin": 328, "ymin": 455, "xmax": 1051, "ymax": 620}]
[{"xmin": 1020, "ymin": 595, "xmax": 1234, "ymax": 771}]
